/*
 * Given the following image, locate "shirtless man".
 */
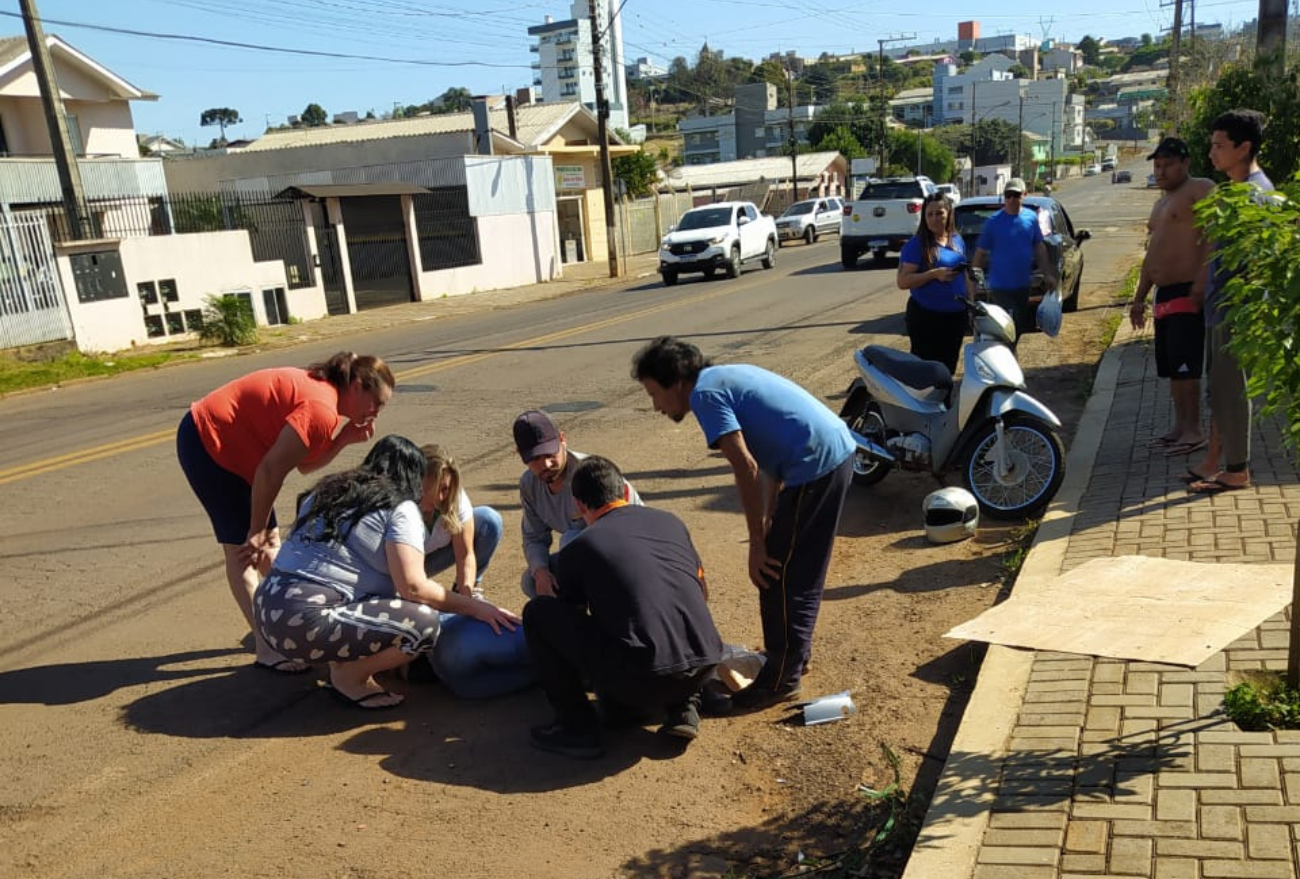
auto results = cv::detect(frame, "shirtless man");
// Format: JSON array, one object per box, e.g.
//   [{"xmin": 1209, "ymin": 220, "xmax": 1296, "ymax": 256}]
[{"xmin": 1129, "ymin": 136, "xmax": 1215, "ymax": 455}]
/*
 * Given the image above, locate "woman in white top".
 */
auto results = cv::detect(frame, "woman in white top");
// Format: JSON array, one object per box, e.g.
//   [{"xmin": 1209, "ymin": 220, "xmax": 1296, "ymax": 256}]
[{"xmin": 419, "ymin": 444, "xmax": 532, "ymax": 698}]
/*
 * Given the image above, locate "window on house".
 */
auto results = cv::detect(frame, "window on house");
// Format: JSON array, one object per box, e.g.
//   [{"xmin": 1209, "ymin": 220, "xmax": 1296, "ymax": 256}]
[{"xmin": 64, "ymin": 114, "xmax": 83, "ymax": 155}]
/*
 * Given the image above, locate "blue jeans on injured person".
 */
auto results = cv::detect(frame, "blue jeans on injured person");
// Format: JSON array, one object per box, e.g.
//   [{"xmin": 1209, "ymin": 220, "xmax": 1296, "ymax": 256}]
[
  {"xmin": 428, "ymin": 612, "xmax": 535, "ymax": 699},
  {"xmin": 424, "ymin": 506, "xmax": 502, "ymax": 587}
]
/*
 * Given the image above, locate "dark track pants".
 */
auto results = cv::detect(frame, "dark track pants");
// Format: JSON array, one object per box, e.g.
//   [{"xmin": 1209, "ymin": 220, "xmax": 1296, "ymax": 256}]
[
  {"xmin": 752, "ymin": 454, "xmax": 854, "ymax": 693},
  {"xmin": 523, "ymin": 597, "xmax": 712, "ymax": 730}
]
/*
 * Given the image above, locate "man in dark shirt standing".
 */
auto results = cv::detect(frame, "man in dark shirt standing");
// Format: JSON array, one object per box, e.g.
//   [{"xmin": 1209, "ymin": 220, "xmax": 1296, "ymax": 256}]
[{"xmin": 523, "ymin": 456, "xmax": 723, "ymax": 759}]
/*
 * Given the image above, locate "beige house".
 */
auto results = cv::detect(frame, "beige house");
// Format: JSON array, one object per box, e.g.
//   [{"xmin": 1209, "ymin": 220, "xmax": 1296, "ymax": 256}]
[{"xmin": 163, "ymin": 100, "xmax": 640, "ymax": 278}]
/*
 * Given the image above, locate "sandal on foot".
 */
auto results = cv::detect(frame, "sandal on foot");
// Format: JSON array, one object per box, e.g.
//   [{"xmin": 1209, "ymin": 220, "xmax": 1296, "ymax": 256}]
[
  {"xmin": 324, "ymin": 684, "xmax": 403, "ymax": 710},
  {"xmin": 252, "ymin": 658, "xmax": 313, "ymax": 675},
  {"xmin": 1164, "ymin": 439, "xmax": 1207, "ymax": 457},
  {"xmin": 1188, "ymin": 477, "xmax": 1249, "ymax": 495}
]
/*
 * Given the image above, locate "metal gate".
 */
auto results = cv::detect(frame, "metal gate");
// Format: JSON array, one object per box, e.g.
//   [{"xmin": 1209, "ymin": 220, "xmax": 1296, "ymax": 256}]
[
  {"xmin": 0, "ymin": 213, "xmax": 73, "ymax": 350},
  {"xmin": 339, "ymin": 196, "xmax": 412, "ymax": 310},
  {"xmin": 314, "ymin": 224, "xmax": 349, "ymax": 316}
]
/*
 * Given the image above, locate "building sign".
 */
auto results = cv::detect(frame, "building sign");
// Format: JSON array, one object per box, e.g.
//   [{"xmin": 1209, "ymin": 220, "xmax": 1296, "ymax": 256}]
[{"xmin": 555, "ymin": 165, "xmax": 585, "ymax": 190}]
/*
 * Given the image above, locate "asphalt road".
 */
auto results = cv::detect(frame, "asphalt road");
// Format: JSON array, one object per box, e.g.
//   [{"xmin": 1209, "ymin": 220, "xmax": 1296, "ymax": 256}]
[{"xmin": 0, "ymin": 165, "xmax": 1156, "ymax": 877}]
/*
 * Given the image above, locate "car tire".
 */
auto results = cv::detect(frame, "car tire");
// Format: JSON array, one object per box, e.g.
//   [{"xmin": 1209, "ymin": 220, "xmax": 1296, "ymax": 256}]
[
  {"xmin": 1062, "ymin": 273, "xmax": 1080, "ymax": 313},
  {"xmin": 841, "ymin": 248, "xmax": 857, "ymax": 270},
  {"xmin": 662, "ymin": 271, "xmax": 677, "ymax": 287},
  {"xmin": 804, "ymin": 226, "xmax": 816, "ymax": 245},
  {"xmin": 725, "ymin": 246, "xmax": 741, "ymax": 279},
  {"xmin": 761, "ymin": 238, "xmax": 776, "ymax": 270}
]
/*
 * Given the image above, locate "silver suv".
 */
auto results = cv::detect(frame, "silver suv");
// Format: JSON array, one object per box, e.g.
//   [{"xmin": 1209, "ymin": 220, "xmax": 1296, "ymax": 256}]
[{"xmin": 775, "ymin": 197, "xmax": 843, "ymax": 246}]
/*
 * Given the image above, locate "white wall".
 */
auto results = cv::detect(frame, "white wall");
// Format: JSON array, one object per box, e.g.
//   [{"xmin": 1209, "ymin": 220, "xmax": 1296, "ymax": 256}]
[
  {"xmin": 414, "ymin": 210, "xmax": 558, "ymax": 298},
  {"xmin": 58, "ymin": 230, "xmax": 326, "ymax": 354}
]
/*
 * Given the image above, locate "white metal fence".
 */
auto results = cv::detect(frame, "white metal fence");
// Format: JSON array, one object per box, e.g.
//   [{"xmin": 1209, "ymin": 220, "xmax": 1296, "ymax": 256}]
[
  {"xmin": 613, "ymin": 191, "xmax": 698, "ymax": 257},
  {"xmin": 0, "ymin": 213, "xmax": 73, "ymax": 350}
]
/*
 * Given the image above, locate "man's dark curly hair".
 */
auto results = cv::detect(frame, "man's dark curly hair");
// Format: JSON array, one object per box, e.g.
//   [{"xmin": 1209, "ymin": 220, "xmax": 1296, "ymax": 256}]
[{"xmin": 630, "ymin": 335, "xmax": 712, "ymax": 388}]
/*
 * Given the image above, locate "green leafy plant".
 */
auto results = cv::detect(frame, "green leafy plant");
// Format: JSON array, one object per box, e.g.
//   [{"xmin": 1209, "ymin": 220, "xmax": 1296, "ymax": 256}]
[
  {"xmin": 198, "ymin": 294, "xmax": 258, "ymax": 347},
  {"xmin": 1223, "ymin": 674, "xmax": 1300, "ymax": 730}
]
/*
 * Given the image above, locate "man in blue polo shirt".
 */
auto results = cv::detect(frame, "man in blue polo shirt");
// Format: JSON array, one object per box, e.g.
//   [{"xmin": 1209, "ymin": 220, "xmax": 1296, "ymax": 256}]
[
  {"xmin": 972, "ymin": 177, "xmax": 1058, "ymax": 344},
  {"xmin": 631, "ymin": 336, "xmax": 855, "ymax": 712}
]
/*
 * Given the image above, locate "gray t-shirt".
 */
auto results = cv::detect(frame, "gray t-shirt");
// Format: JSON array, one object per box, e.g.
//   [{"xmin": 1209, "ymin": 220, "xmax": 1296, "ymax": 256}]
[{"xmin": 273, "ymin": 497, "xmax": 426, "ymax": 600}]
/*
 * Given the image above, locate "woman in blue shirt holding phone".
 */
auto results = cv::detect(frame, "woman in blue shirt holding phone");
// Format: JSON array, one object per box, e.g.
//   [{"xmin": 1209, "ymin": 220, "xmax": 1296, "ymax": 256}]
[{"xmin": 895, "ymin": 191, "xmax": 970, "ymax": 374}]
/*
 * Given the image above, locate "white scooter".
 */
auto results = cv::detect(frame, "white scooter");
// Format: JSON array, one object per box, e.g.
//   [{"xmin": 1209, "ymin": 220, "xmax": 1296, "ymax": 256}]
[{"xmin": 839, "ymin": 299, "xmax": 1065, "ymax": 520}]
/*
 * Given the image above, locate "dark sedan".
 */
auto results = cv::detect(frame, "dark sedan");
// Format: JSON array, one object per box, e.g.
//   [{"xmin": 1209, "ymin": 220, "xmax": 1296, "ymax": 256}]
[{"xmin": 954, "ymin": 194, "xmax": 1091, "ymax": 317}]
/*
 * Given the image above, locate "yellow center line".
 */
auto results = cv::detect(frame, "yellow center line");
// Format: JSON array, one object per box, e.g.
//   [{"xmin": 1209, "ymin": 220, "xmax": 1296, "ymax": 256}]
[{"xmin": 0, "ymin": 283, "xmax": 736, "ymax": 485}]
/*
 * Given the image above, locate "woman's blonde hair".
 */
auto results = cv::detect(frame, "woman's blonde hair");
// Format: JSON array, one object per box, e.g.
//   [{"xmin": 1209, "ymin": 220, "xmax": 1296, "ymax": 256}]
[{"xmin": 419, "ymin": 444, "xmax": 463, "ymax": 537}]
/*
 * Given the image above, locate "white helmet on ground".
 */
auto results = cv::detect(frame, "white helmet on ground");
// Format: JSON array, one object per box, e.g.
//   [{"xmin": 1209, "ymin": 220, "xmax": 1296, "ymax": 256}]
[{"xmin": 923, "ymin": 487, "xmax": 979, "ymax": 544}]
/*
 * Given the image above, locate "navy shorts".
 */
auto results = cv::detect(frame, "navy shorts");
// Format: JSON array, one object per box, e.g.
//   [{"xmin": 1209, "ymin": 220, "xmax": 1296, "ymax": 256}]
[
  {"xmin": 176, "ymin": 410, "xmax": 276, "ymax": 545},
  {"xmin": 1154, "ymin": 313, "xmax": 1204, "ymax": 380}
]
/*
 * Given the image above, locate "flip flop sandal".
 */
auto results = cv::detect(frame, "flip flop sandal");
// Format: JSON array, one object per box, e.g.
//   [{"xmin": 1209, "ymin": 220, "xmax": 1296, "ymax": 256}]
[
  {"xmin": 1178, "ymin": 467, "xmax": 1215, "ymax": 484},
  {"xmin": 324, "ymin": 684, "xmax": 404, "ymax": 710},
  {"xmin": 1147, "ymin": 436, "xmax": 1178, "ymax": 448},
  {"xmin": 1188, "ymin": 477, "xmax": 1249, "ymax": 495},
  {"xmin": 1164, "ymin": 439, "xmax": 1208, "ymax": 457},
  {"xmin": 252, "ymin": 658, "xmax": 313, "ymax": 675}
]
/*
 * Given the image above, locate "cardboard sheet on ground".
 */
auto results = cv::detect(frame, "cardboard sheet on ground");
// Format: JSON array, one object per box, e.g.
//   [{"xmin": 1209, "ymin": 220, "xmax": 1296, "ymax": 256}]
[{"xmin": 945, "ymin": 555, "xmax": 1293, "ymax": 667}]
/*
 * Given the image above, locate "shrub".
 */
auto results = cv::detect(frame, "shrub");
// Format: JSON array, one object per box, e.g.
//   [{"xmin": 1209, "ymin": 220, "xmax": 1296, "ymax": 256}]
[
  {"xmin": 198, "ymin": 294, "xmax": 257, "ymax": 347},
  {"xmin": 1223, "ymin": 673, "xmax": 1300, "ymax": 731}
]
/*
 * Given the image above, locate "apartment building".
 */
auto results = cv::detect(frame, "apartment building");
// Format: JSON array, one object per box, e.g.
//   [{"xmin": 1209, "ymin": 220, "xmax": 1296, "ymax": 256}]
[{"xmin": 528, "ymin": 0, "xmax": 629, "ymax": 133}]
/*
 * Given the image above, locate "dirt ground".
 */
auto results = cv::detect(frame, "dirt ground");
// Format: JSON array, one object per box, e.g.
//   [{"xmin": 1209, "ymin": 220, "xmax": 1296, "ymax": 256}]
[{"xmin": 2, "ymin": 245, "xmax": 1140, "ymax": 879}]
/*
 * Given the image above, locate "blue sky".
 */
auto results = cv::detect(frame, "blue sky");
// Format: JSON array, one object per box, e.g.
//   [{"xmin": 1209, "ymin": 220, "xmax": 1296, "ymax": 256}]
[{"xmin": 5, "ymin": 0, "xmax": 1265, "ymax": 147}]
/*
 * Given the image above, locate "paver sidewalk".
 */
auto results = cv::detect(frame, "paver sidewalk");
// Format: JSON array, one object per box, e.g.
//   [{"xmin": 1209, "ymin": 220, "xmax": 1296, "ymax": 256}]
[{"xmin": 906, "ymin": 323, "xmax": 1300, "ymax": 879}]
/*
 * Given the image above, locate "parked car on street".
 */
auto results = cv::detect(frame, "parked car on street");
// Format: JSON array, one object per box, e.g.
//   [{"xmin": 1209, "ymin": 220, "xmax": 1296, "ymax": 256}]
[
  {"xmin": 775, "ymin": 197, "xmax": 843, "ymax": 246},
  {"xmin": 1114, "ymin": 170, "xmax": 1132, "ymax": 184},
  {"xmin": 658, "ymin": 201, "xmax": 778, "ymax": 286},
  {"xmin": 954, "ymin": 194, "xmax": 1092, "ymax": 323},
  {"xmin": 935, "ymin": 183, "xmax": 962, "ymax": 205},
  {"xmin": 1083, "ymin": 164, "xmax": 1102, "ymax": 176},
  {"xmin": 1101, "ymin": 157, "xmax": 1117, "ymax": 172}
]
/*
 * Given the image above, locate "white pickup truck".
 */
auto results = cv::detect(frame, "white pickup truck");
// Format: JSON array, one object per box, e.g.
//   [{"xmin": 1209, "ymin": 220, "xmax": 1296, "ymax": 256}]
[
  {"xmin": 840, "ymin": 175, "xmax": 937, "ymax": 269},
  {"xmin": 658, "ymin": 201, "xmax": 778, "ymax": 287}
]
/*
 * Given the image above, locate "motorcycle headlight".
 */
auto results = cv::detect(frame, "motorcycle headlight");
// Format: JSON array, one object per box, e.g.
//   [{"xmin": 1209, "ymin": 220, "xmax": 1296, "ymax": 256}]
[{"xmin": 974, "ymin": 356, "xmax": 996, "ymax": 383}]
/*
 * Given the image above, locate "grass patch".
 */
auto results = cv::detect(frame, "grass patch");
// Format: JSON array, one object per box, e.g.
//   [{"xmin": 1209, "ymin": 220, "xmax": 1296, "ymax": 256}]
[
  {"xmin": 1224, "ymin": 672, "xmax": 1300, "ymax": 731},
  {"xmin": 0, "ymin": 349, "xmax": 191, "ymax": 395}
]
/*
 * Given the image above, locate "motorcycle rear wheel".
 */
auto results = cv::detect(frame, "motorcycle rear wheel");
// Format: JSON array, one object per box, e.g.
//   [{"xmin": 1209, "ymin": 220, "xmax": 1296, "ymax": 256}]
[
  {"xmin": 961, "ymin": 414, "xmax": 1064, "ymax": 520},
  {"xmin": 841, "ymin": 399, "xmax": 891, "ymax": 487}
]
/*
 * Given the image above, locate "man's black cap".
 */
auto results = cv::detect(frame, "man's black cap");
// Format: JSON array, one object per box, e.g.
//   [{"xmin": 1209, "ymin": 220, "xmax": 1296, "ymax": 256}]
[{"xmin": 1148, "ymin": 136, "xmax": 1190, "ymax": 160}]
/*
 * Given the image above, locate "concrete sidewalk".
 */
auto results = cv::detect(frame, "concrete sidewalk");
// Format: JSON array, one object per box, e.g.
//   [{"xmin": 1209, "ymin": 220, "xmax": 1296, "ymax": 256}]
[{"xmin": 905, "ymin": 321, "xmax": 1300, "ymax": 879}]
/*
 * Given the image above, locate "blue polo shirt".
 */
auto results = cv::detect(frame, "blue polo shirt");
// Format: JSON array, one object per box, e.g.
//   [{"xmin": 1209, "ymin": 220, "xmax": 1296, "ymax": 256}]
[
  {"xmin": 976, "ymin": 207, "xmax": 1044, "ymax": 291},
  {"xmin": 690, "ymin": 364, "xmax": 854, "ymax": 487},
  {"xmin": 899, "ymin": 235, "xmax": 967, "ymax": 313}
]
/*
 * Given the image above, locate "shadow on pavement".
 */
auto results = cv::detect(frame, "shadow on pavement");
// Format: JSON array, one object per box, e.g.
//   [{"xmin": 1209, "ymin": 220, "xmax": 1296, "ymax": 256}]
[{"xmin": 0, "ymin": 648, "xmax": 241, "ymax": 705}]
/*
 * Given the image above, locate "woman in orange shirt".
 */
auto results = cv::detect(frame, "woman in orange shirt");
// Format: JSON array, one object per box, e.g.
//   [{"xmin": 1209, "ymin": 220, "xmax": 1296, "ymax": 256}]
[{"xmin": 176, "ymin": 350, "xmax": 395, "ymax": 672}]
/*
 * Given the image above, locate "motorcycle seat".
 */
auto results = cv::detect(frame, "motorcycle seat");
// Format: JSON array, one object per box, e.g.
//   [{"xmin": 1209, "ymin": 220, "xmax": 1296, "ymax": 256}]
[{"xmin": 860, "ymin": 345, "xmax": 953, "ymax": 393}]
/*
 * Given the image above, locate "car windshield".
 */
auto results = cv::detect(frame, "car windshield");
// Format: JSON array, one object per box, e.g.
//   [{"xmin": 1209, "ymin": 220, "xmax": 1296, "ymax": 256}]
[
  {"xmin": 858, "ymin": 181, "xmax": 922, "ymax": 200},
  {"xmin": 677, "ymin": 207, "xmax": 733, "ymax": 230},
  {"xmin": 955, "ymin": 205, "xmax": 1043, "ymax": 239},
  {"xmin": 782, "ymin": 202, "xmax": 815, "ymax": 216}
]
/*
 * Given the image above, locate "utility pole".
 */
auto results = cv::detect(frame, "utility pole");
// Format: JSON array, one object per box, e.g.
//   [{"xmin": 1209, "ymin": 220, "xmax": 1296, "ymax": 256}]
[
  {"xmin": 876, "ymin": 34, "xmax": 914, "ymax": 175},
  {"xmin": 1257, "ymin": 0, "xmax": 1288, "ymax": 76},
  {"xmin": 1166, "ymin": 0, "xmax": 1184, "ymax": 132},
  {"xmin": 588, "ymin": 1, "xmax": 620, "ymax": 278},
  {"xmin": 784, "ymin": 64, "xmax": 797, "ymax": 207},
  {"xmin": 20, "ymin": 0, "xmax": 88, "ymax": 240},
  {"xmin": 968, "ymin": 80, "xmax": 977, "ymax": 195}
]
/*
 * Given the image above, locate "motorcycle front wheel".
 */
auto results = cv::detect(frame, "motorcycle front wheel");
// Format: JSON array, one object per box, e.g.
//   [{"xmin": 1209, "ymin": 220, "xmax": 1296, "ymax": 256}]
[
  {"xmin": 961, "ymin": 414, "xmax": 1065, "ymax": 520},
  {"xmin": 841, "ymin": 398, "xmax": 891, "ymax": 487}
]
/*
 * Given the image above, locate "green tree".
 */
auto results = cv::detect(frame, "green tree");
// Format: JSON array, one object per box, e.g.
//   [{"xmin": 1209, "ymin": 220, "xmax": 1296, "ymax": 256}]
[
  {"xmin": 612, "ymin": 150, "xmax": 659, "ymax": 198},
  {"xmin": 808, "ymin": 101, "xmax": 879, "ymax": 156},
  {"xmin": 1077, "ymin": 36, "xmax": 1101, "ymax": 65},
  {"xmin": 301, "ymin": 103, "xmax": 328, "ymax": 127},
  {"xmin": 1185, "ymin": 62, "xmax": 1300, "ymax": 182},
  {"xmin": 885, "ymin": 129, "xmax": 956, "ymax": 181},
  {"xmin": 199, "ymin": 107, "xmax": 242, "ymax": 143},
  {"xmin": 437, "ymin": 87, "xmax": 473, "ymax": 113},
  {"xmin": 814, "ymin": 126, "xmax": 866, "ymax": 159}
]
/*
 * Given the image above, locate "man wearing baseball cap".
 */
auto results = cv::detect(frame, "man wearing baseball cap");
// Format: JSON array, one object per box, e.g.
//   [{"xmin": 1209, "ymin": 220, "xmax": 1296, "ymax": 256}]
[
  {"xmin": 1128, "ymin": 136, "xmax": 1215, "ymax": 457},
  {"xmin": 513, "ymin": 409, "xmax": 641, "ymax": 597},
  {"xmin": 971, "ymin": 177, "xmax": 1059, "ymax": 345}
]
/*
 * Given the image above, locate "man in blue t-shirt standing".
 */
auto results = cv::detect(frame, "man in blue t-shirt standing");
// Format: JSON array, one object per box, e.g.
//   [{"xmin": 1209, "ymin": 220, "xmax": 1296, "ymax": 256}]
[
  {"xmin": 972, "ymin": 177, "xmax": 1058, "ymax": 344},
  {"xmin": 632, "ymin": 336, "xmax": 855, "ymax": 711}
]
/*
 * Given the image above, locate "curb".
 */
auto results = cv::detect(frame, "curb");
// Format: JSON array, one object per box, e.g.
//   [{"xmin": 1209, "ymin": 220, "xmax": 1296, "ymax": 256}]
[{"xmin": 901, "ymin": 318, "xmax": 1138, "ymax": 879}]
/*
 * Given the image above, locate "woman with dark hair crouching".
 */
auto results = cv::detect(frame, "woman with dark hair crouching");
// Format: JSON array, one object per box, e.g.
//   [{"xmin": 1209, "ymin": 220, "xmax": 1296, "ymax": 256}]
[{"xmin": 253, "ymin": 435, "xmax": 522, "ymax": 710}]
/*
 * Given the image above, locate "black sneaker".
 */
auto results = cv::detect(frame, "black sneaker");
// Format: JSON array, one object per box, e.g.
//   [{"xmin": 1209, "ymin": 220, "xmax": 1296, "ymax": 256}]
[
  {"xmin": 699, "ymin": 681, "xmax": 734, "ymax": 717},
  {"xmin": 598, "ymin": 698, "xmax": 657, "ymax": 729},
  {"xmin": 529, "ymin": 722, "xmax": 604, "ymax": 759},
  {"xmin": 730, "ymin": 681, "xmax": 802, "ymax": 712},
  {"xmin": 658, "ymin": 702, "xmax": 701, "ymax": 741}
]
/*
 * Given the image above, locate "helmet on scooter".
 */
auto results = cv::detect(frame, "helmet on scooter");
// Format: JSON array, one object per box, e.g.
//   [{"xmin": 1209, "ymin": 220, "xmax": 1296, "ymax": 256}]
[{"xmin": 922, "ymin": 487, "xmax": 979, "ymax": 544}]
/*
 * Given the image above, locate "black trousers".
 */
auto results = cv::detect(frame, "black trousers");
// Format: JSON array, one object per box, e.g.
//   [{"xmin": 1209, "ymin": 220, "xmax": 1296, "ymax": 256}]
[
  {"xmin": 906, "ymin": 297, "xmax": 967, "ymax": 375},
  {"xmin": 523, "ymin": 597, "xmax": 713, "ymax": 730},
  {"xmin": 752, "ymin": 454, "xmax": 854, "ymax": 693}
]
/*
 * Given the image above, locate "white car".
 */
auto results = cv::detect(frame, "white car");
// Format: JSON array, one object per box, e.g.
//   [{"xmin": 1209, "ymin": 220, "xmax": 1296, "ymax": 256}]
[
  {"xmin": 658, "ymin": 201, "xmax": 778, "ymax": 286},
  {"xmin": 1083, "ymin": 164, "xmax": 1101, "ymax": 177},
  {"xmin": 935, "ymin": 183, "xmax": 962, "ymax": 205},
  {"xmin": 775, "ymin": 197, "xmax": 843, "ymax": 246}
]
